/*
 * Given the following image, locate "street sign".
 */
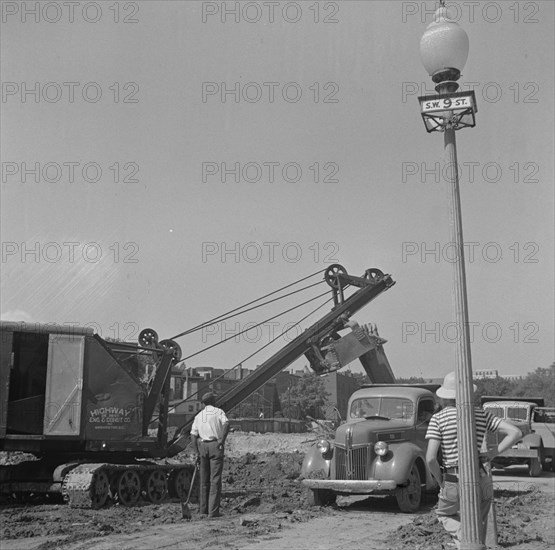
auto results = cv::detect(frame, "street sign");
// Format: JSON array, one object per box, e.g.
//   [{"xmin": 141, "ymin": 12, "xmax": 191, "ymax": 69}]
[
  {"xmin": 417, "ymin": 90, "xmax": 477, "ymax": 133},
  {"xmin": 419, "ymin": 91, "xmax": 477, "ymax": 114}
]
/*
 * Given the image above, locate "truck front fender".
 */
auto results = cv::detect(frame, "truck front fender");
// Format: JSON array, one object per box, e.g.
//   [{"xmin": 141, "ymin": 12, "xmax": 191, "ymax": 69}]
[
  {"xmin": 302, "ymin": 444, "xmax": 331, "ymax": 479},
  {"xmin": 371, "ymin": 442, "xmax": 425, "ymax": 486}
]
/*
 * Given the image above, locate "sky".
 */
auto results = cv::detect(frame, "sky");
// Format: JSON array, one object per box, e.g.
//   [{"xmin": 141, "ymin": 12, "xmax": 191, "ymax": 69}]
[{"xmin": 1, "ymin": 0, "xmax": 553, "ymax": 381}]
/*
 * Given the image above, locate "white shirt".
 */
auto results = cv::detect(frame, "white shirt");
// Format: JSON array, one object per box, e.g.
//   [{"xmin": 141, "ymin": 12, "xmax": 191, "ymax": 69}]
[{"xmin": 190, "ymin": 405, "xmax": 229, "ymax": 441}]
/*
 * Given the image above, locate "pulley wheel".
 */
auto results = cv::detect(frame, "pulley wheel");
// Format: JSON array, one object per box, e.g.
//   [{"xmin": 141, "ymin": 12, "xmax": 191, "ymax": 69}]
[
  {"xmin": 324, "ymin": 264, "xmax": 347, "ymax": 289},
  {"xmin": 363, "ymin": 268, "xmax": 384, "ymax": 282},
  {"xmin": 139, "ymin": 328, "xmax": 159, "ymax": 348},
  {"xmin": 159, "ymin": 339, "xmax": 183, "ymax": 361}
]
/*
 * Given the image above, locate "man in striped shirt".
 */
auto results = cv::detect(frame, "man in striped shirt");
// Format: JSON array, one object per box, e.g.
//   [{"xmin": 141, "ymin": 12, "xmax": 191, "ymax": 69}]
[{"xmin": 426, "ymin": 372, "xmax": 522, "ymax": 548}]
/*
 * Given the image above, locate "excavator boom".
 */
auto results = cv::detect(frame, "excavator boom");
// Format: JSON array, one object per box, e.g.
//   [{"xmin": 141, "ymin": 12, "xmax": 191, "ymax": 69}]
[{"xmin": 167, "ymin": 265, "xmax": 395, "ymax": 456}]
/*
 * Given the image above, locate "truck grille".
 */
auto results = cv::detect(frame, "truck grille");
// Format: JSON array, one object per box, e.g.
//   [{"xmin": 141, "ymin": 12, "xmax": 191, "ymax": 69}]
[{"xmin": 335, "ymin": 446, "xmax": 369, "ymax": 480}]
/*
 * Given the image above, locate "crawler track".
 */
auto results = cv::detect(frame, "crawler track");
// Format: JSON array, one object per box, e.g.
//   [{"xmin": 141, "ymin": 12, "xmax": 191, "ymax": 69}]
[{"xmin": 2, "ymin": 461, "xmax": 197, "ymax": 509}]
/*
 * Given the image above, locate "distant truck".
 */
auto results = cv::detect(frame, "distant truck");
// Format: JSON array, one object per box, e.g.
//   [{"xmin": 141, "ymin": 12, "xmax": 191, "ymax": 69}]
[
  {"xmin": 301, "ymin": 384, "xmax": 440, "ymax": 513},
  {"xmin": 481, "ymin": 396, "xmax": 553, "ymax": 476}
]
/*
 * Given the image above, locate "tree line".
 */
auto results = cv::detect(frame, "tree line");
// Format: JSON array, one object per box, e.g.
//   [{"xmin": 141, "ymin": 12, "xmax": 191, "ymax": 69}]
[
  {"xmin": 276, "ymin": 364, "xmax": 554, "ymax": 420},
  {"xmin": 398, "ymin": 364, "xmax": 554, "ymax": 407}
]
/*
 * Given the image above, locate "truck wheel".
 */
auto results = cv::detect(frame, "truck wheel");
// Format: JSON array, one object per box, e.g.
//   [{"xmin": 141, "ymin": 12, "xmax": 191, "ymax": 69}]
[
  {"xmin": 528, "ymin": 457, "xmax": 542, "ymax": 477},
  {"xmin": 307, "ymin": 488, "xmax": 336, "ymax": 506},
  {"xmin": 396, "ymin": 463, "xmax": 422, "ymax": 513},
  {"xmin": 539, "ymin": 445, "xmax": 550, "ymax": 472}
]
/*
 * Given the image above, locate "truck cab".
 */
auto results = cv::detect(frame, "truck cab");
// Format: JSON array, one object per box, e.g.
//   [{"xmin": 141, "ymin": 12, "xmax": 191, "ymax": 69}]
[{"xmin": 301, "ymin": 384, "xmax": 440, "ymax": 512}]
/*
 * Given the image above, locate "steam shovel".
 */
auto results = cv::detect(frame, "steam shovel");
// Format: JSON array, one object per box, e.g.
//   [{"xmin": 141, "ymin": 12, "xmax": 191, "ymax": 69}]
[{"xmin": 181, "ymin": 464, "xmax": 198, "ymax": 520}]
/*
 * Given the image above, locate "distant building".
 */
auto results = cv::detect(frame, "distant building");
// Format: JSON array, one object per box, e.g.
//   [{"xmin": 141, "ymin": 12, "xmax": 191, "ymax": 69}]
[
  {"xmin": 168, "ymin": 364, "xmax": 280, "ymax": 424},
  {"xmin": 503, "ymin": 374, "xmax": 524, "ymax": 381},
  {"xmin": 271, "ymin": 371, "xmax": 301, "ymax": 396},
  {"xmin": 474, "ymin": 369, "xmax": 499, "ymax": 380},
  {"xmin": 319, "ymin": 371, "xmax": 360, "ymax": 420}
]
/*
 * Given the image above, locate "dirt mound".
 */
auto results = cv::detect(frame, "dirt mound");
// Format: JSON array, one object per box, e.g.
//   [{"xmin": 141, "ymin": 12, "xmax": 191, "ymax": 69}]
[
  {"xmin": 384, "ymin": 488, "xmax": 555, "ymax": 550},
  {"xmin": 0, "ymin": 451, "xmax": 321, "ymax": 547},
  {"xmin": 225, "ymin": 431, "xmax": 320, "ymax": 458},
  {"xmin": 222, "ymin": 451, "xmax": 307, "ymax": 513},
  {"xmin": 495, "ymin": 489, "xmax": 555, "ymax": 548}
]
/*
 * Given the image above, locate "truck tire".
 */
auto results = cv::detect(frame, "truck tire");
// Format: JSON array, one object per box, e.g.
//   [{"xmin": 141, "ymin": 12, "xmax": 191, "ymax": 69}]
[
  {"xmin": 528, "ymin": 457, "xmax": 542, "ymax": 477},
  {"xmin": 395, "ymin": 463, "xmax": 422, "ymax": 513},
  {"xmin": 307, "ymin": 488, "xmax": 336, "ymax": 507},
  {"xmin": 539, "ymin": 445, "xmax": 550, "ymax": 472}
]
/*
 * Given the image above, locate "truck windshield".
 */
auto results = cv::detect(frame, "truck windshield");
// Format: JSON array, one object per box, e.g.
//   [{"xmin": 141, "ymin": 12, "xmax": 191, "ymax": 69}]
[
  {"xmin": 485, "ymin": 407, "xmax": 504, "ymax": 418},
  {"xmin": 350, "ymin": 397, "xmax": 414, "ymax": 420},
  {"xmin": 507, "ymin": 407, "xmax": 528, "ymax": 421}
]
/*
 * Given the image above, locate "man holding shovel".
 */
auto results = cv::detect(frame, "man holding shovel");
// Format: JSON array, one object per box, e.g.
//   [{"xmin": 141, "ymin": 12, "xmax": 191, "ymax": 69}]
[{"xmin": 190, "ymin": 392, "xmax": 230, "ymax": 518}]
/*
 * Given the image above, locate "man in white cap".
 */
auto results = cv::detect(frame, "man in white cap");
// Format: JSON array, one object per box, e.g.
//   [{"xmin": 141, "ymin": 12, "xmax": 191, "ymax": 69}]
[
  {"xmin": 191, "ymin": 392, "xmax": 230, "ymax": 518},
  {"xmin": 425, "ymin": 371, "xmax": 522, "ymax": 547}
]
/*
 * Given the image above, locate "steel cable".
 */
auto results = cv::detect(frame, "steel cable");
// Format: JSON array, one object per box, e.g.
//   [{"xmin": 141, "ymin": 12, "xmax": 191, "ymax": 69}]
[
  {"xmin": 165, "ymin": 293, "xmax": 335, "ymax": 435},
  {"xmin": 169, "ymin": 268, "xmax": 326, "ymax": 340},
  {"xmin": 174, "ymin": 287, "xmax": 332, "ymax": 365}
]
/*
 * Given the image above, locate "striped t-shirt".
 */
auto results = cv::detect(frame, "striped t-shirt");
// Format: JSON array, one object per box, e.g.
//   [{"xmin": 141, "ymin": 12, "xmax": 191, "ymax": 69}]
[{"xmin": 425, "ymin": 406, "xmax": 502, "ymax": 467}]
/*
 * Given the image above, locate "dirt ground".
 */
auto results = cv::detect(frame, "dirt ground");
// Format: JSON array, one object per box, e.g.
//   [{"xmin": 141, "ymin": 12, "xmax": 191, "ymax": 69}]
[{"xmin": 1, "ymin": 432, "xmax": 554, "ymax": 550}]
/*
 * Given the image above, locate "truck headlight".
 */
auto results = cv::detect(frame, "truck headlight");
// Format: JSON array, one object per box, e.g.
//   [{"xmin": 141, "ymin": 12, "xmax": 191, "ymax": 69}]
[
  {"xmin": 316, "ymin": 440, "xmax": 331, "ymax": 454},
  {"xmin": 374, "ymin": 441, "xmax": 389, "ymax": 457}
]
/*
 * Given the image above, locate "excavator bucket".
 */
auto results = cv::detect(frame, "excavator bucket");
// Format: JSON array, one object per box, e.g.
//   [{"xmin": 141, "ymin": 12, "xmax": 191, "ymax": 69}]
[
  {"xmin": 320, "ymin": 329, "xmax": 380, "ymax": 371},
  {"xmin": 359, "ymin": 344, "xmax": 395, "ymax": 383},
  {"xmin": 306, "ymin": 323, "xmax": 395, "ymax": 384}
]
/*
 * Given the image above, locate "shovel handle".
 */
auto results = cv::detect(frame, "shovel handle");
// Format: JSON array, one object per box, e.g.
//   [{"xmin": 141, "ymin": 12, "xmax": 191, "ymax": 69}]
[{"xmin": 182, "ymin": 464, "xmax": 198, "ymax": 506}]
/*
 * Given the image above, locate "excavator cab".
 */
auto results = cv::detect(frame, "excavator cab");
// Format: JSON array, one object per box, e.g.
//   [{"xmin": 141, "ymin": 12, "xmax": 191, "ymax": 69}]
[{"xmin": 0, "ymin": 322, "xmax": 180, "ymax": 453}]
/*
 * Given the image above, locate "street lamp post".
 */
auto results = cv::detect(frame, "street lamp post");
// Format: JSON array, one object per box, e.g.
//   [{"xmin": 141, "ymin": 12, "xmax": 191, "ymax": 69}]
[{"xmin": 419, "ymin": 3, "xmax": 484, "ymax": 549}]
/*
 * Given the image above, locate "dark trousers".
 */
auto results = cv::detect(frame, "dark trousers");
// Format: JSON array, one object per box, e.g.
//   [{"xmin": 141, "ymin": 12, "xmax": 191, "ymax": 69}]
[{"xmin": 198, "ymin": 440, "xmax": 224, "ymax": 516}]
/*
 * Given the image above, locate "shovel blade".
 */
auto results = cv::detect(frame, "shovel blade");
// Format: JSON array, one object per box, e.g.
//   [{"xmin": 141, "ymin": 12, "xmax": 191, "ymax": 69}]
[{"xmin": 181, "ymin": 501, "xmax": 192, "ymax": 520}]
